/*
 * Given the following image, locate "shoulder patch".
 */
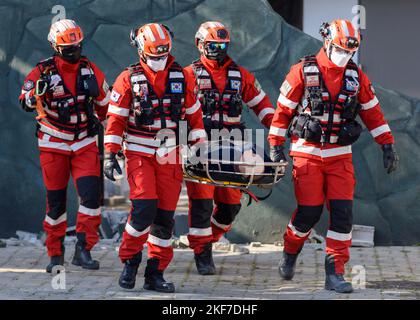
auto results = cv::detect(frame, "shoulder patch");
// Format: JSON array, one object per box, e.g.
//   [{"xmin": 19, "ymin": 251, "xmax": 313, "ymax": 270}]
[
  {"xmin": 254, "ymin": 78, "xmax": 262, "ymax": 93},
  {"xmin": 102, "ymin": 80, "xmax": 110, "ymax": 93},
  {"xmin": 23, "ymin": 80, "xmax": 34, "ymax": 91},
  {"xmin": 280, "ymin": 80, "xmax": 292, "ymax": 96},
  {"xmin": 110, "ymin": 90, "xmax": 121, "ymax": 103}
]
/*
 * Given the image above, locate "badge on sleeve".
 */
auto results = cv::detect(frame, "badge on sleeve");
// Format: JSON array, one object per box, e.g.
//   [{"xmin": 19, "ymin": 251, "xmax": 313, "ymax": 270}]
[
  {"xmin": 171, "ymin": 82, "xmax": 183, "ymax": 93},
  {"xmin": 23, "ymin": 80, "xmax": 34, "ymax": 91},
  {"xmin": 231, "ymin": 80, "xmax": 241, "ymax": 91},
  {"xmin": 102, "ymin": 80, "xmax": 110, "ymax": 93},
  {"xmin": 110, "ymin": 90, "xmax": 121, "ymax": 103},
  {"xmin": 280, "ymin": 80, "xmax": 292, "ymax": 96}
]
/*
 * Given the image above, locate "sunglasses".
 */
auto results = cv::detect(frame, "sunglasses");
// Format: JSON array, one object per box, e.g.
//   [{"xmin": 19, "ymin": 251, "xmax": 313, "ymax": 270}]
[{"xmin": 207, "ymin": 42, "xmax": 228, "ymax": 50}]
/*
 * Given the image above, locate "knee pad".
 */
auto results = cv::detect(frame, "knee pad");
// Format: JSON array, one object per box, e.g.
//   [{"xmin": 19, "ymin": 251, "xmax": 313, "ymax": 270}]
[
  {"xmin": 46, "ymin": 189, "xmax": 67, "ymax": 220},
  {"xmin": 76, "ymin": 176, "xmax": 100, "ymax": 209},
  {"xmin": 129, "ymin": 199, "xmax": 158, "ymax": 232},
  {"xmin": 150, "ymin": 209, "xmax": 175, "ymax": 240},
  {"xmin": 190, "ymin": 199, "xmax": 213, "ymax": 228},
  {"xmin": 329, "ymin": 200, "xmax": 353, "ymax": 234},
  {"xmin": 292, "ymin": 205, "xmax": 324, "ymax": 233},
  {"xmin": 214, "ymin": 203, "xmax": 241, "ymax": 226}
]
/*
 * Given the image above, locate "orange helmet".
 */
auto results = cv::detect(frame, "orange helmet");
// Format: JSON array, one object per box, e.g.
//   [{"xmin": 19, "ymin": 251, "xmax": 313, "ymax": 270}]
[
  {"xmin": 320, "ymin": 19, "xmax": 360, "ymax": 52},
  {"xmin": 130, "ymin": 23, "xmax": 173, "ymax": 57},
  {"xmin": 195, "ymin": 21, "xmax": 230, "ymax": 47},
  {"xmin": 48, "ymin": 19, "xmax": 84, "ymax": 47}
]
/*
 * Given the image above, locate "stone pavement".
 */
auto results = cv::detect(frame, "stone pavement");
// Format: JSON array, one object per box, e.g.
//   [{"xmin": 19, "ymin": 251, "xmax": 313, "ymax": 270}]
[{"xmin": 0, "ymin": 243, "xmax": 418, "ymax": 300}]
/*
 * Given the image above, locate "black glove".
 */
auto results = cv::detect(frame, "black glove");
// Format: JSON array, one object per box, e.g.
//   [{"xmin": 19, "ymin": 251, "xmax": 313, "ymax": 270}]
[
  {"xmin": 382, "ymin": 144, "xmax": 399, "ymax": 174},
  {"xmin": 270, "ymin": 145, "xmax": 287, "ymax": 163},
  {"xmin": 104, "ymin": 152, "xmax": 122, "ymax": 181}
]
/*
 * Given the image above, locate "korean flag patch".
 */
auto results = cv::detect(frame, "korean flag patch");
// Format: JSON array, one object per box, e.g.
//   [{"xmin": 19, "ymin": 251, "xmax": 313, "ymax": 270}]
[
  {"xmin": 171, "ymin": 82, "xmax": 183, "ymax": 93},
  {"xmin": 110, "ymin": 90, "xmax": 121, "ymax": 103},
  {"xmin": 231, "ymin": 80, "xmax": 241, "ymax": 91},
  {"xmin": 23, "ymin": 80, "xmax": 34, "ymax": 91}
]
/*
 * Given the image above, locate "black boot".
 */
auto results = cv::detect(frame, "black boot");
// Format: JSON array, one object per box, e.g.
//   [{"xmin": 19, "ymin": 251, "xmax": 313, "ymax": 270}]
[
  {"xmin": 46, "ymin": 239, "xmax": 65, "ymax": 273},
  {"xmin": 71, "ymin": 233, "xmax": 99, "ymax": 270},
  {"xmin": 324, "ymin": 255, "xmax": 353, "ymax": 293},
  {"xmin": 194, "ymin": 243, "xmax": 216, "ymax": 275},
  {"xmin": 278, "ymin": 251, "xmax": 299, "ymax": 280},
  {"xmin": 119, "ymin": 252, "xmax": 142, "ymax": 289},
  {"xmin": 143, "ymin": 258, "xmax": 175, "ymax": 293},
  {"xmin": 46, "ymin": 255, "xmax": 64, "ymax": 273}
]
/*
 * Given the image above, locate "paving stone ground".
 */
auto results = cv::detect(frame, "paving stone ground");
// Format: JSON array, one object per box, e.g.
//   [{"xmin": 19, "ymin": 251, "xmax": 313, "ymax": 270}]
[{"xmin": 0, "ymin": 243, "xmax": 418, "ymax": 300}]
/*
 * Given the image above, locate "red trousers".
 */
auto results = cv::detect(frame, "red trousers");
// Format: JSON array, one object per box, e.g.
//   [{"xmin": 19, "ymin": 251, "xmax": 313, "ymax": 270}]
[
  {"xmin": 118, "ymin": 153, "xmax": 183, "ymax": 271},
  {"xmin": 40, "ymin": 144, "xmax": 101, "ymax": 257},
  {"xmin": 186, "ymin": 182, "xmax": 242, "ymax": 254},
  {"xmin": 284, "ymin": 156, "xmax": 355, "ymax": 274}
]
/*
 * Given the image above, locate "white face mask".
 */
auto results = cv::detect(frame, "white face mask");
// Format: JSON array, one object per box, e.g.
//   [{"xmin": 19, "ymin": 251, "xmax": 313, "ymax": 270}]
[
  {"xmin": 146, "ymin": 56, "xmax": 168, "ymax": 72},
  {"xmin": 329, "ymin": 45, "xmax": 353, "ymax": 67}
]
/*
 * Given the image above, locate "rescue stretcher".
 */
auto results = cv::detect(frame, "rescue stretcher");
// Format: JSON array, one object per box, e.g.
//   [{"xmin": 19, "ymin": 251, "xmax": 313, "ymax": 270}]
[{"xmin": 181, "ymin": 140, "xmax": 288, "ymax": 190}]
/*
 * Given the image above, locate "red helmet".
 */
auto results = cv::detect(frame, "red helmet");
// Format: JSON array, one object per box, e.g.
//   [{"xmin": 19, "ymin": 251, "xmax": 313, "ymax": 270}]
[
  {"xmin": 130, "ymin": 23, "xmax": 173, "ymax": 58},
  {"xmin": 48, "ymin": 19, "xmax": 84, "ymax": 48},
  {"xmin": 320, "ymin": 19, "xmax": 361, "ymax": 53},
  {"xmin": 195, "ymin": 21, "xmax": 230, "ymax": 62}
]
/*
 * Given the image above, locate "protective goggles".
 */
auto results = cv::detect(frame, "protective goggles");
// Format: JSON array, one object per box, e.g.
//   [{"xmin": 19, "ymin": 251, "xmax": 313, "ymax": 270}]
[{"xmin": 206, "ymin": 42, "xmax": 228, "ymax": 51}]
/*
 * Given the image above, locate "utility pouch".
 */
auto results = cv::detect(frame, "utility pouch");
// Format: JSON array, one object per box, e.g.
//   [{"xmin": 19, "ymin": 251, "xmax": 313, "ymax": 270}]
[
  {"xmin": 170, "ymin": 95, "xmax": 184, "ymax": 122},
  {"xmin": 288, "ymin": 113, "xmax": 323, "ymax": 143},
  {"xmin": 341, "ymin": 95, "xmax": 359, "ymax": 120},
  {"xmin": 227, "ymin": 92, "xmax": 242, "ymax": 117},
  {"xmin": 57, "ymin": 100, "xmax": 71, "ymax": 124},
  {"xmin": 134, "ymin": 96, "xmax": 154, "ymax": 127},
  {"xmin": 82, "ymin": 75, "xmax": 99, "ymax": 98},
  {"xmin": 202, "ymin": 90, "xmax": 217, "ymax": 115},
  {"xmin": 307, "ymin": 89, "xmax": 324, "ymax": 116},
  {"xmin": 337, "ymin": 120, "xmax": 363, "ymax": 146}
]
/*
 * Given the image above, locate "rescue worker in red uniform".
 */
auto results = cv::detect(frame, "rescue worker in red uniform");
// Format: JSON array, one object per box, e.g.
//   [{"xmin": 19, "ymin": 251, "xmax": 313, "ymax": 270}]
[
  {"xmin": 184, "ymin": 22, "xmax": 275, "ymax": 275},
  {"xmin": 104, "ymin": 23, "xmax": 205, "ymax": 293},
  {"xmin": 18, "ymin": 20, "xmax": 110, "ymax": 273},
  {"xmin": 268, "ymin": 20, "xmax": 399, "ymax": 293}
]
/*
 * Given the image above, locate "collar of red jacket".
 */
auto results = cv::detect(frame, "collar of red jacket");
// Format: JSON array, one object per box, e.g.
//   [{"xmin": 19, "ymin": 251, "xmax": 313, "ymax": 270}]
[
  {"xmin": 55, "ymin": 55, "xmax": 81, "ymax": 73},
  {"xmin": 316, "ymin": 48, "xmax": 347, "ymax": 71},
  {"xmin": 200, "ymin": 55, "xmax": 233, "ymax": 71}
]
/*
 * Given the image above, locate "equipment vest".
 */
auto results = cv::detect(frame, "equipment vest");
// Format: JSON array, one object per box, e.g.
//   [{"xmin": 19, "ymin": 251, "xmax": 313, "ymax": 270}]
[
  {"xmin": 293, "ymin": 55, "xmax": 361, "ymax": 145},
  {"xmin": 192, "ymin": 60, "xmax": 243, "ymax": 130},
  {"xmin": 36, "ymin": 56, "xmax": 99, "ymax": 141},
  {"xmin": 124, "ymin": 62, "xmax": 186, "ymax": 149}
]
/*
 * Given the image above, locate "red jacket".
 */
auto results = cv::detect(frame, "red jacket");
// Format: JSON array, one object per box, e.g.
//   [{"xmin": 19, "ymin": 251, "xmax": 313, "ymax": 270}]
[
  {"xmin": 105, "ymin": 55, "xmax": 205, "ymax": 156},
  {"xmin": 19, "ymin": 55, "xmax": 110, "ymax": 155},
  {"xmin": 183, "ymin": 55, "xmax": 274, "ymax": 129},
  {"xmin": 268, "ymin": 48, "xmax": 394, "ymax": 161}
]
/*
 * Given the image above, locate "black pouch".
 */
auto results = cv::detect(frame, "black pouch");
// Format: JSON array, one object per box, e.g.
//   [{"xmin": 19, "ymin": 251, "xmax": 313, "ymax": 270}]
[
  {"xmin": 227, "ymin": 93, "xmax": 242, "ymax": 117},
  {"xmin": 289, "ymin": 113, "xmax": 322, "ymax": 143},
  {"xmin": 202, "ymin": 90, "xmax": 217, "ymax": 115},
  {"xmin": 57, "ymin": 100, "xmax": 71, "ymax": 124},
  {"xmin": 308, "ymin": 90, "xmax": 324, "ymax": 116},
  {"xmin": 337, "ymin": 120, "xmax": 363, "ymax": 146},
  {"xmin": 82, "ymin": 75, "xmax": 99, "ymax": 98},
  {"xmin": 134, "ymin": 96, "xmax": 154, "ymax": 127},
  {"xmin": 170, "ymin": 95, "xmax": 183, "ymax": 122},
  {"xmin": 341, "ymin": 95, "xmax": 359, "ymax": 120}
]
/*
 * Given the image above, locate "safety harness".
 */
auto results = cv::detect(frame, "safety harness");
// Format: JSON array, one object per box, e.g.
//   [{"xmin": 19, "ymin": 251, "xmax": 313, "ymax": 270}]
[
  {"xmin": 36, "ymin": 56, "xmax": 100, "ymax": 141},
  {"xmin": 192, "ymin": 60, "xmax": 243, "ymax": 131},
  {"xmin": 289, "ymin": 55, "xmax": 362, "ymax": 145},
  {"xmin": 127, "ymin": 62, "xmax": 186, "ymax": 136}
]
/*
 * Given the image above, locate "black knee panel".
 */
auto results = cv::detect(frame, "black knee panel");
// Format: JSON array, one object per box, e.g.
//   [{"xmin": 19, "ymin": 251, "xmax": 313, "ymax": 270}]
[
  {"xmin": 190, "ymin": 199, "xmax": 213, "ymax": 228},
  {"xmin": 150, "ymin": 209, "xmax": 175, "ymax": 240},
  {"xmin": 130, "ymin": 199, "xmax": 158, "ymax": 232},
  {"xmin": 214, "ymin": 203, "xmax": 241, "ymax": 226},
  {"xmin": 292, "ymin": 205, "xmax": 324, "ymax": 233},
  {"xmin": 76, "ymin": 176, "xmax": 100, "ymax": 209},
  {"xmin": 47, "ymin": 189, "xmax": 67, "ymax": 220},
  {"xmin": 329, "ymin": 200, "xmax": 353, "ymax": 234}
]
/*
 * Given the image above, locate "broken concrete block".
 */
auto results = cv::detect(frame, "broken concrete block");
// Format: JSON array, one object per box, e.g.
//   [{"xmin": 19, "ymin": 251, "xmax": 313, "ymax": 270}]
[
  {"xmin": 230, "ymin": 244, "xmax": 250, "ymax": 254},
  {"xmin": 178, "ymin": 235, "xmax": 190, "ymax": 248},
  {"xmin": 352, "ymin": 225, "xmax": 375, "ymax": 247},
  {"xmin": 307, "ymin": 229, "xmax": 325, "ymax": 244},
  {"xmin": 250, "ymin": 242, "xmax": 262, "ymax": 247},
  {"xmin": 6, "ymin": 238, "xmax": 21, "ymax": 246}
]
